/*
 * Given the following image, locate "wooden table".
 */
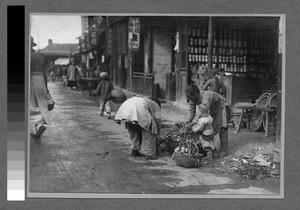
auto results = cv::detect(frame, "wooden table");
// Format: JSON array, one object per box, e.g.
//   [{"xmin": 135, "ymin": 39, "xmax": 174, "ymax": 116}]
[
  {"xmin": 234, "ymin": 103, "xmax": 276, "ymax": 137},
  {"xmin": 79, "ymin": 78, "xmax": 101, "ymax": 96}
]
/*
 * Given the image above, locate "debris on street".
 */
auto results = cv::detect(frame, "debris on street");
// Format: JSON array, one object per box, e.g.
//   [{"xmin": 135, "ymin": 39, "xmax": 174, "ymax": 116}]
[{"xmin": 215, "ymin": 152, "xmax": 280, "ymax": 180}]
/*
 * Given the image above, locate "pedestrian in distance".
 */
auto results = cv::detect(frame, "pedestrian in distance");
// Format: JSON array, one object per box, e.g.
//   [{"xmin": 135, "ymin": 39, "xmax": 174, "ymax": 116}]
[
  {"xmin": 67, "ymin": 61, "xmax": 77, "ymax": 90},
  {"xmin": 114, "ymin": 96, "xmax": 161, "ymax": 160},
  {"xmin": 185, "ymin": 84, "xmax": 232, "ymax": 158},
  {"xmin": 30, "ymin": 36, "xmax": 50, "ymax": 139},
  {"xmin": 96, "ymin": 72, "xmax": 113, "ymax": 119}
]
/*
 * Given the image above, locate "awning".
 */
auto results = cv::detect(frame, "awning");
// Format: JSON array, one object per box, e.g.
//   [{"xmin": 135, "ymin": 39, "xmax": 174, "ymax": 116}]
[{"xmin": 54, "ymin": 58, "xmax": 70, "ymax": 65}]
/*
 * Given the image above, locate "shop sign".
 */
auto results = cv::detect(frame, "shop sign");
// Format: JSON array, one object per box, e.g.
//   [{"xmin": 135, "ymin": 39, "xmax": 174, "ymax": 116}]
[
  {"xmin": 89, "ymin": 29, "xmax": 98, "ymax": 47},
  {"xmin": 107, "ymin": 27, "xmax": 113, "ymax": 55},
  {"xmin": 128, "ymin": 17, "xmax": 140, "ymax": 51}
]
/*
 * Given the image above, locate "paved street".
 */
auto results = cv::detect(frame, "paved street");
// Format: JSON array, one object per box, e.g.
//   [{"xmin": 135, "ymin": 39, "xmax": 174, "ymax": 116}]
[{"xmin": 29, "ymin": 82, "xmax": 280, "ymax": 194}]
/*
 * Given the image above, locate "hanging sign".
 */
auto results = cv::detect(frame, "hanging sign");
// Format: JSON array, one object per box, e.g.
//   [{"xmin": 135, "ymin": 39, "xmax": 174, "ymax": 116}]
[
  {"xmin": 106, "ymin": 27, "xmax": 113, "ymax": 55},
  {"xmin": 128, "ymin": 17, "xmax": 140, "ymax": 51}
]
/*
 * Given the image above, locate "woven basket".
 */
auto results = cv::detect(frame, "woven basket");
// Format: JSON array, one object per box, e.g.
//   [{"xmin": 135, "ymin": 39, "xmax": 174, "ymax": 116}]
[
  {"xmin": 173, "ymin": 140, "xmax": 203, "ymax": 168},
  {"xmin": 173, "ymin": 154, "xmax": 203, "ymax": 168}
]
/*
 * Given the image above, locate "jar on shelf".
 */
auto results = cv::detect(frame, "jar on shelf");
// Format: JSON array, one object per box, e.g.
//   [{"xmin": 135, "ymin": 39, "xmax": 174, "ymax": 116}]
[
  {"xmin": 224, "ymin": 39, "xmax": 227, "ymax": 47},
  {"xmin": 233, "ymin": 40, "xmax": 237, "ymax": 48},
  {"xmin": 238, "ymin": 40, "xmax": 242, "ymax": 48},
  {"xmin": 190, "ymin": 38, "xmax": 194, "ymax": 46},
  {"xmin": 197, "ymin": 29, "xmax": 201, "ymax": 37},
  {"xmin": 213, "ymin": 39, "xmax": 217, "ymax": 46},
  {"xmin": 191, "ymin": 47, "xmax": 194, "ymax": 54},
  {"xmin": 213, "ymin": 47, "xmax": 216, "ymax": 54},
  {"xmin": 198, "ymin": 38, "xmax": 202, "ymax": 46},
  {"xmin": 194, "ymin": 38, "xmax": 198, "ymax": 46},
  {"xmin": 228, "ymin": 40, "xmax": 232, "ymax": 47},
  {"xmin": 219, "ymin": 39, "xmax": 223, "ymax": 47},
  {"xmin": 194, "ymin": 47, "xmax": 198, "ymax": 54},
  {"xmin": 188, "ymin": 54, "xmax": 192, "ymax": 62}
]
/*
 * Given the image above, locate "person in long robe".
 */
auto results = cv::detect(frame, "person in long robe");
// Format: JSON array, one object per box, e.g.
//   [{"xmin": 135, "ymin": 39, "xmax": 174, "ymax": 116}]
[
  {"xmin": 115, "ymin": 97, "xmax": 161, "ymax": 159},
  {"xmin": 30, "ymin": 37, "xmax": 50, "ymax": 139}
]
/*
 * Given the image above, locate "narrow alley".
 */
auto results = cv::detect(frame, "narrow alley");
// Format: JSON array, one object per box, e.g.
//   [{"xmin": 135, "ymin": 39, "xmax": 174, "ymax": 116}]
[{"xmin": 29, "ymin": 81, "xmax": 280, "ymax": 195}]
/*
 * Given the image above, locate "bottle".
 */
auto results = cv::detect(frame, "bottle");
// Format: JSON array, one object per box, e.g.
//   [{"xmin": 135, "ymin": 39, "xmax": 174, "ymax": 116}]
[{"xmin": 191, "ymin": 47, "xmax": 194, "ymax": 54}]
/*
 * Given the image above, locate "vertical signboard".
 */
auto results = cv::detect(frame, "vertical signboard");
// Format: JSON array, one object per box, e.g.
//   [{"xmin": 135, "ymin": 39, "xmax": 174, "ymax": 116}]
[
  {"xmin": 128, "ymin": 17, "xmax": 140, "ymax": 51},
  {"xmin": 107, "ymin": 27, "xmax": 113, "ymax": 55}
]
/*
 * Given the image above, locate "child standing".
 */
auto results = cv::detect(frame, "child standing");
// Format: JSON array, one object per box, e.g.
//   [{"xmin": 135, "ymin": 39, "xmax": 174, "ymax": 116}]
[
  {"xmin": 96, "ymin": 72, "xmax": 113, "ymax": 119},
  {"xmin": 191, "ymin": 104, "xmax": 220, "ymax": 153}
]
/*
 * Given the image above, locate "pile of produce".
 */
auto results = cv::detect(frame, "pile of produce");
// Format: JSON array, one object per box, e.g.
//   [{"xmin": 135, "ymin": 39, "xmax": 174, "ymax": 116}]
[{"xmin": 157, "ymin": 121, "xmax": 203, "ymax": 155}]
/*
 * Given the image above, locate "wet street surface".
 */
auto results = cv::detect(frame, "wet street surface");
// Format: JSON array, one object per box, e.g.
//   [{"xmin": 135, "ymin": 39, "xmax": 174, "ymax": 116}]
[{"xmin": 29, "ymin": 82, "xmax": 280, "ymax": 195}]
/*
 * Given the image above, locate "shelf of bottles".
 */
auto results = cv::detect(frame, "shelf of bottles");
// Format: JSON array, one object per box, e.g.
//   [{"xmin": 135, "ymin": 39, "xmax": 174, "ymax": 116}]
[
  {"xmin": 212, "ymin": 27, "xmax": 275, "ymax": 79},
  {"xmin": 187, "ymin": 27, "xmax": 209, "ymax": 67}
]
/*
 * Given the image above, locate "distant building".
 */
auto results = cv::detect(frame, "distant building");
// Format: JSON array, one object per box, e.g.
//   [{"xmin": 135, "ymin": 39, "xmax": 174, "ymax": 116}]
[{"xmin": 38, "ymin": 39, "xmax": 79, "ymax": 66}]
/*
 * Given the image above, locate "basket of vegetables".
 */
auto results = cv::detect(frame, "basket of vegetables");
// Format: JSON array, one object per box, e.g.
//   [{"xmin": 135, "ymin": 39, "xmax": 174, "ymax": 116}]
[{"xmin": 172, "ymin": 140, "xmax": 203, "ymax": 168}]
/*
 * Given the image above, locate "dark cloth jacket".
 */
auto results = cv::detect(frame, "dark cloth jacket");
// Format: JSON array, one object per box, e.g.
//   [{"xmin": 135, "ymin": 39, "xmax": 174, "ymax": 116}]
[
  {"xmin": 31, "ymin": 52, "xmax": 48, "ymax": 91},
  {"xmin": 187, "ymin": 90, "xmax": 232, "ymax": 134},
  {"xmin": 96, "ymin": 79, "xmax": 113, "ymax": 100},
  {"xmin": 31, "ymin": 53, "xmax": 45, "ymax": 74}
]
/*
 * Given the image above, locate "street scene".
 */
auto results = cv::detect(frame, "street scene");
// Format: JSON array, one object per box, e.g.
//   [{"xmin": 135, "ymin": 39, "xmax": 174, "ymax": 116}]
[{"xmin": 29, "ymin": 15, "xmax": 283, "ymax": 195}]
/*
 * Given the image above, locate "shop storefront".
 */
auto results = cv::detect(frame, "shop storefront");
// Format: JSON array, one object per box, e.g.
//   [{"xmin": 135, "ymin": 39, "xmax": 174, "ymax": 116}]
[{"xmin": 176, "ymin": 17, "xmax": 280, "ymax": 107}]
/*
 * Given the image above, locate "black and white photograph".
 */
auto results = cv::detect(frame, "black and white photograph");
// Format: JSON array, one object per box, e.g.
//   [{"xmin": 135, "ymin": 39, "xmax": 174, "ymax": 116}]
[{"xmin": 28, "ymin": 14, "xmax": 284, "ymax": 197}]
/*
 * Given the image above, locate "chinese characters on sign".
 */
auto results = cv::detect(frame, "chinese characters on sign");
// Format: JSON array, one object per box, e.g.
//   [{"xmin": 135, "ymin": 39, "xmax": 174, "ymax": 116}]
[
  {"xmin": 107, "ymin": 27, "xmax": 113, "ymax": 55},
  {"xmin": 128, "ymin": 17, "xmax": 140, "ymax": 51},
  {"xmin": 89, "ymin": 29, "xmax": 98, "ymax": 47}
]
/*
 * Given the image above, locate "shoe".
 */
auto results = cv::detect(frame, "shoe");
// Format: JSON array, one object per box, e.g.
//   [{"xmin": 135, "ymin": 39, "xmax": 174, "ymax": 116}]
[
  {"xmin": 130, "ymin": 151, "xmax": 141, "ymax": 157},
  {"xmin": 99, "ymin": 112, "xmax": 104, "ymax": 116},
  {"xmin": 30, "ymin": 125, "xmax": 46, "ymax": 139},
  {"xmin": 212, "ymin": 150, "xmax": 219, "ymax": 159},
  {"xmin": 218, "ymin": 151, "xmax": 228, "ymax": 158},
  {"xmin": 145, "ymin": 156, "xmax": 158, "ymax": 160}
]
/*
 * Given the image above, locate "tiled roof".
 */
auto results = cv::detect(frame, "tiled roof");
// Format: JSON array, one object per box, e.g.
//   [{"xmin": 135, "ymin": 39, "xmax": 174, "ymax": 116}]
[{"xmin": 39, "ymin": 43, "xmax": 79, "ymax": 56}]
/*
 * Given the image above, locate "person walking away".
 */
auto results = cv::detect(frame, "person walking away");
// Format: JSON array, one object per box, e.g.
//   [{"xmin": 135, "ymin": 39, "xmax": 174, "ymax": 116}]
[
  {"xmin": 96, "ymin": 72, "xmax": 113, "ymax": 119},
  {"xmin": 67, "ymin": 61, "xmax": 77, "ymax": 90},
  {"xmin": 185, "ymin": 85, "xmax": 232, "ymax": 158},
  {"xmin": 190, "ymin": 104, "xmax": 220, "ymax": 155},
  {"xmin": 114, "ymin": 97, "xmax": 161, "ymax": 160},
  {"xmin": 30, "ymin": 37, "xmax": 50, "ymax": 139}
]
